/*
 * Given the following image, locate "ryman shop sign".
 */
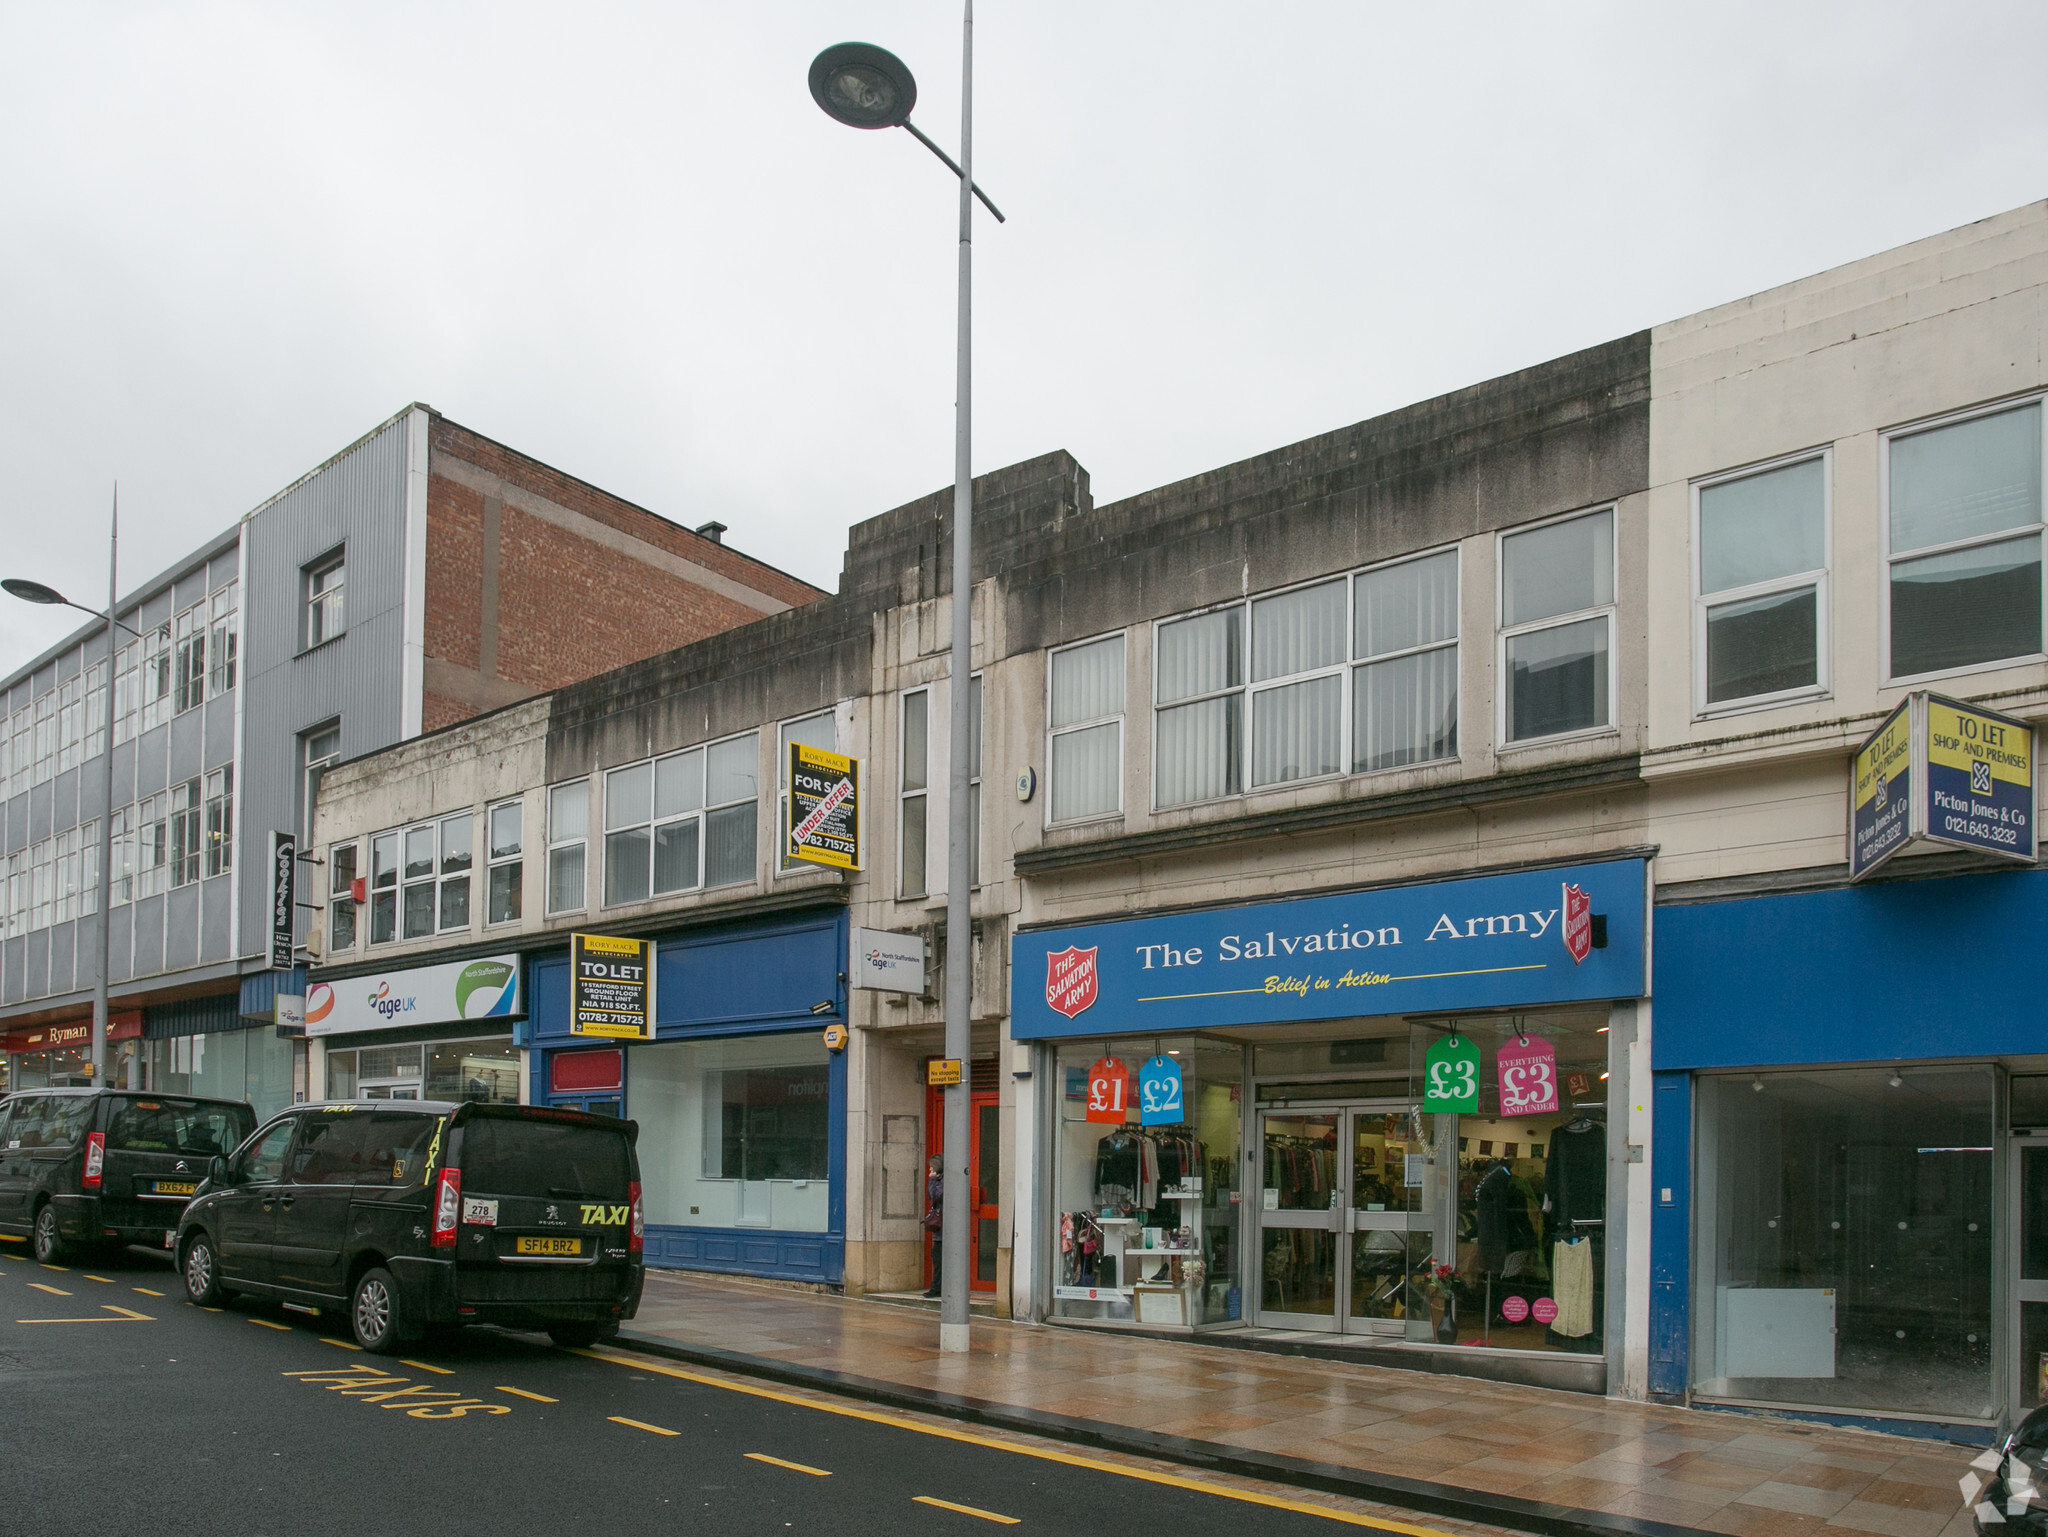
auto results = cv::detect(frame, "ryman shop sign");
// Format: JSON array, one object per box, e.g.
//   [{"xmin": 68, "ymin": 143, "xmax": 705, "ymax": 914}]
[{"xmin": 1010, "ymin": 859, "xmax": 1646, "ymax": 1041}]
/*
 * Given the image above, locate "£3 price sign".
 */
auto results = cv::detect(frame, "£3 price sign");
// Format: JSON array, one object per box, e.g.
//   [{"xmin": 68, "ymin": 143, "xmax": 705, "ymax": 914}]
[
  {"xmin": 1423, "ymin": 1034, "xmax": 1479, "ymax": 1113},
  {"xmin": 1086, "ymin": 1056, "xmax": 1131, "ymax": 1124},
  {"xmin": 1138, "ymin": 1055, "xmax": 1183, "ymax": 1126},
  {"xmin": 1496, "ymin": 1033, "xmax": 1558, "ymax": 1118}
]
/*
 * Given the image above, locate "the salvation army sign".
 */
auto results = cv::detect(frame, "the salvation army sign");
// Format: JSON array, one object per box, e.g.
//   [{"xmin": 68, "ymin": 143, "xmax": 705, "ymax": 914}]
[
  {"xmin": 1497, "ymin": 1034, "xmax": 1559, "ymax": 1117},
  {"xmin": 1046, "ymin": 946, "xmax": 1099, "ymax": 1019},
  {"xmin": 1010, "ymin": 859, "xmax": 1644, "ymax": 1041}
]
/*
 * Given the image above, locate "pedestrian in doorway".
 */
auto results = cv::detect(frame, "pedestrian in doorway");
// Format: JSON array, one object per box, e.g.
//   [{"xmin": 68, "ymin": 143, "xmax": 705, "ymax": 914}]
[{"xmin": 923, "ymin": 1155, "xmax": 944, "ymax": 1298}]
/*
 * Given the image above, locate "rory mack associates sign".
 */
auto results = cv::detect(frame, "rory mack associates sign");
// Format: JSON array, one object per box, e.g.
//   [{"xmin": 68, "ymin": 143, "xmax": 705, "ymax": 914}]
[{"xmin": 1011, "ymin": 859, "xmax": 1645, "ymax": 1040}]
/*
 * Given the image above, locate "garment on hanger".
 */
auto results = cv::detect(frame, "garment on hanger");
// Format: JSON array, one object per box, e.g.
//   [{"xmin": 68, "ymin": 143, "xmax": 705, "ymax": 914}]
[
  {"xmin": 1551, "ymin": 1236, "xmax": 1595, "ymax": 1337},
  {"xmin": 1544, "ymin": 1117, "xmax": 1606, "ymax": 1229},
  {"xmin": 1474, "ymin": 1162, "xmax": 1516, "ymax": 1273}
]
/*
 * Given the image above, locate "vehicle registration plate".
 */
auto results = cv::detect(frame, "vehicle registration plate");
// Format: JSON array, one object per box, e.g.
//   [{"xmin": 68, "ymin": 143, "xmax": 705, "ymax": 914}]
[
  {"xmin": 514, "ymin": 1236, "xmax": 583, "ymax": 1256},
  {"xmin": 152, "ymin": 1180, "xmax": 199, "ymax": 1197}
]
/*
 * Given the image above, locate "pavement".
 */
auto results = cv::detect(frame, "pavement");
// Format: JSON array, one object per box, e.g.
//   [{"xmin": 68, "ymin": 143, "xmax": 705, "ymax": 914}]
[
  {"xmin": 623, "ymin": 1268, "xmax": 1985, "ymax": 1537},
  {"xmin": 0, "ymin": 1238, "xmax": 1529, "ymax": 1537}
]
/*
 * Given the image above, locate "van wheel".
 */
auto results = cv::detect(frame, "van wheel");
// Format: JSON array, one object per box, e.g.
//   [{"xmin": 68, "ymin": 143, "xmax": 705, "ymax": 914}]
[
  {"xmin": 546, "ymin": 1322, "xmax": 606, "ymax": 1349},
  {"xmin": 32, "ymin": 1205, "xmax": 66, "ymax": 1265},
  {"xmin": 352, "ymin": 1267, "xmax": 419, "ymax": 1354},
  {"xmin": 182, "ymin": 1232, "xmax": 233, "ymax": 1306}
]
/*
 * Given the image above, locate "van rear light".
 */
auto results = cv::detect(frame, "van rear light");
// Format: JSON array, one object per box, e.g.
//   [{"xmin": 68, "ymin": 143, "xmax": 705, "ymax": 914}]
[
  {"xmin": 628, "ymin": 1181, "xmax": 644, "ymax": 1255},
  {"xmin": 83, "ymin": 1132, "xmax": 106, "ymax": 1190},
  {"xmin": 432, "ymin": 1167, "xmax": 462, "ymax": 1248}
]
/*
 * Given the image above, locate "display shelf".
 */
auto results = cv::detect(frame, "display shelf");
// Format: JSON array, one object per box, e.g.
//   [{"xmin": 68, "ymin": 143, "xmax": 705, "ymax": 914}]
[{"xmin": 1117, "ymin": 1247, "xmax": 1200, "ymax": 1257}]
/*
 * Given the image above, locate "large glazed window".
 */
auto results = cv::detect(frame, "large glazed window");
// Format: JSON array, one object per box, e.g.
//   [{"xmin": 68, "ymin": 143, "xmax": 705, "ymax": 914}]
[
  {"xmin": 899, "ymin": 688, "xmax": 930, "ymax": 898},
  {"xmin": 1354, "ymin": 551, "xmax": 1458, "ymax": 770},
  {"xmin": 1887, "ymin": 401, "xmax": 2044, "ymax": 680},
  {"xmin": 546, "ymin": 781, "xmax": 588, "ymax": 915},
  {"xmin": 1050, "ymin": 635, "xmax": 1125, "ymax": 822},
  {"xmin": 1500, "ymin": 509, "xmax": 1614, "ymax": 743},
  {"xmin": 1692, "ymin": 1067, "xmax": 1993, "ymax": 1420},
  {"xmin": 599, "ymin": 730, "xmax": 759, "ymax": 902},
  {"xmin": 1696, "ymin": 456, "xmax": 1828, "ymax": 710}
]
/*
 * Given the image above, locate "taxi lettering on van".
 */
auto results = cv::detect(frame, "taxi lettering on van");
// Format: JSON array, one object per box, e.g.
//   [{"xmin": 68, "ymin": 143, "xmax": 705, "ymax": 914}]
[{"xmin": 581, "ymin": 1203, "xmax": 630, "ymax": 1226}]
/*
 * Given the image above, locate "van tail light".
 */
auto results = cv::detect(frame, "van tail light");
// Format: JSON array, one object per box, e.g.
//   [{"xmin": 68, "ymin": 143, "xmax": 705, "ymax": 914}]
[
  {"xmin": 83, "ymin": 1132, "xmax": 106, "ymax": 1191},
  {"xmin": 628, "ymin": 1181, "xmax": 644, "ymax": 1255},
  {"xmin": 431, "ymin": 1167, "xmax": 462, "ymax": 1248}
]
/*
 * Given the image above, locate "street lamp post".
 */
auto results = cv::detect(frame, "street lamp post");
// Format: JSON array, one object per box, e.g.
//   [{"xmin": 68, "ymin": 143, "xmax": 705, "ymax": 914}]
[
  {"xmin": 5, "ymin": 489, "xmax": 126, "ymax": 1087},
  {"xmin": 811, "ymin": 11, "xmax": 1001, "ymax": 1356}
]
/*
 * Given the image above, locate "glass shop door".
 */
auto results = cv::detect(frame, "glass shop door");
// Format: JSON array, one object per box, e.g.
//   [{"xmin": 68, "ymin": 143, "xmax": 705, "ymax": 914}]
[{"xmin": 2013, "ymin": 1133, "xmax": 2048, "ymax": 1417}]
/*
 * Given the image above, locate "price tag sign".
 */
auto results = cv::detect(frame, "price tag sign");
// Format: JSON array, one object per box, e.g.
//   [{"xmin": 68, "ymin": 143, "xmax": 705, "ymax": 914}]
[
  {"xmin": 1085, "ymin": 1056, "xmax": 1130, "ymax": 1123},
  {"xmin": 1137, "ymin": 1055, "xmax": 1183, "ymax": 1126},
  {"xmin": 1497, "ymin": 1034, "xmax": 1559, "ymax": 1118},
  {"xmin": 1422, "ymin": 1035, "xmax": 1479, "ymax": 1113}
]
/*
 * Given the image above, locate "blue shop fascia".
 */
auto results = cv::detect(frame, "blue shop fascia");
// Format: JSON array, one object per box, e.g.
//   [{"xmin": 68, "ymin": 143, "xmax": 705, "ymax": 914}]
[
  {"xmin": 518, "ymin": 905, "xmax": 850, "ymax": 1285},
  {"xmin": 1649, "ymin": 700, "xmax": 2046, "ymax": 1437}
]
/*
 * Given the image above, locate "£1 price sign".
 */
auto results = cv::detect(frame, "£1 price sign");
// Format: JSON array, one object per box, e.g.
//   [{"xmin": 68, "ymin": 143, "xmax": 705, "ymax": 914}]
[
  {"xmin": 1423, "ymin": 1035, "xmax": 1479, "ymax": 1113},
  {"xmin": 1086, "ymin": 1056, "xmax": 1131, "ymax": 1124},
  {"xmin": 1497, "ymin": 1034, "xmax": 1559, "ymax": 1118},
  {"xmin": 1138, "ymin": 1055, "xmax": 1183, "ymax": 1126}
]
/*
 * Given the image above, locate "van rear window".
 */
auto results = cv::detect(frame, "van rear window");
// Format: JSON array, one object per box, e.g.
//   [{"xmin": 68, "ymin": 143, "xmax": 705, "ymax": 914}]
[
  {"xmin": 460, "ymin": 1116, "xmax": 630, "ymax": 1199},
  {"xmin": 105, "ymin": 1098, "xmax": 255, "ymax": 1157}
]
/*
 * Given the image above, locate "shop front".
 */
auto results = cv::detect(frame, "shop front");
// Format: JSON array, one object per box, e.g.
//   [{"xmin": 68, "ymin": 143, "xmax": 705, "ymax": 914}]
[
  {"xmin": 1013, "ymin": 859, "xmax": 1646, "ymax": 1392},
  {"xmin": 525, "ymin": 910, "xmax": 848, "ymax": 1286},
  {"xmin": 1651, "ymin": 866, "xmax": 2048, "ymax": 1436},
  {"xmin": 304, "ymin": 951, "xmax": 526, "ymax": 1106},
  {"xmin": 3, "ymin": 1012, "xmax": 146, "ymax": 1091}
]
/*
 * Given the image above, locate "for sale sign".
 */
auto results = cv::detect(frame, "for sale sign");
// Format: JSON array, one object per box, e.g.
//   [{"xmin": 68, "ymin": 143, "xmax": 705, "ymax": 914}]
[
  {"xmin": 787, "ymin": 743, "xmax": 861, "ymax": 870},
  {"xmin": 570, "ymin": 933, "xmax": 655, "ymax": 1039}
]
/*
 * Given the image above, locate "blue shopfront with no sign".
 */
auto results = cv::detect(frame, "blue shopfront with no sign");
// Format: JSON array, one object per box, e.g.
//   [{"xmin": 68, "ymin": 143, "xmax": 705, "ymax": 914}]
[{"xmin": 522, "ymin": 910, "xmax": 848, "ymax": 1284}]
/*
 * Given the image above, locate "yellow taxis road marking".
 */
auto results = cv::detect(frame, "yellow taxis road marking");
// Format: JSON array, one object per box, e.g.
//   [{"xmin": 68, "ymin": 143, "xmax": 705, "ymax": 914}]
[
  {"xmin": 28, "ymin": 1283, "xmax": 70, "ymax": 1296},
  {"xmin": 496, "ymin": 1385, "xmax": 556, "ymax": 1403},
  {"xmin": 0, "ymin": 1233, "xmax": 25, "ymax": 1241},
  {"xmin": 18, "ymin": 1305, "xmax": 152, "ymax": 1325},
  {"xmin": 84, "ymin": 1275, "xmax": 114, "ymax": 1283},
  {"xmin": 746, "ymin": 1452, "xmax": 831, "ymax": 1477},
  {"xmin": 321, "ymin": 1337, "xmax": 362, "ymax": 1350},
  {"xmin": 608, "ymin": 1415, "xmax": 679, "ymax": 1437},
  {"xmin": 401, "ymin": 1359, "xmax": 453, "ymax": 1375},
  {"xmin": 281, "ymin": 1365, "xmax": 510, "ymax": 1419},
  {"xmin": 915, "ymin": 1495, "xmax": 1020, "ymax": 1524},
  {"xmin": 251, "ymin": 1318, "xmax": 292, "ymax": 1331},
  {"xmin": 40, "ymin": 1263, "xmax": 68, "ymax": 1271},
  {"xmin": 581, "ymin": 1346, "xmax": 1454, "ymax": 1536},
  {"xmin": 133, "ymin": 1287, "xmax": 165, "ymax": 1297}
]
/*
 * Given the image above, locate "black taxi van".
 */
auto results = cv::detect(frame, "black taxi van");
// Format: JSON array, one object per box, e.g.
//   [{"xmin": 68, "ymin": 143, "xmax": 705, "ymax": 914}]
[
  {"xmin": 177, "ymin": 1100, "xmax": 644, "ymax": 1352},
  {"xmin": 0, "ymin": 1089, "xmax": 255, "ymax": 1263}
]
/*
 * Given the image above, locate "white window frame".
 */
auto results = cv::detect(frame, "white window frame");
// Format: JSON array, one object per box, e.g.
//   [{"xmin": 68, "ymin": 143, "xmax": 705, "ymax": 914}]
[
  {"xmin": 368, "ymin": 829, "xmax": 399, "ymax": 943},
  {"xmin": 1690, "ymin": 448, "xmax": 1832, "ymax": 719},
  {"xmin": 140, "ymin": 619, "xmax": 173, "ymax": 732},
  {"xmin": 1149, "ymin": 599, "xmax": 1244, "ymax": 812},
  {"xmin": 305, "ymin": 548, "xmax": 346, "ymax": 650},
  {"xmin": 207, "ymin": 580, "xmax": 239, "ymax": 697},
  {"xmin": 598, "ymin": 727, "xmax": 763, "ymax": 904},
  {"xmin": 389, "ymin": 812, "xmax": 472, "ymax": 939},
  {"xmin": 203, "ymin": 765, "xmax": 234, "ymax": 878},
  {"xmin": 545, "ymin": 778, "xmax": 591, "ymax": 917},
  {"xmin": 1046, "ymin": 631, "xmax": 1127, "ymax": 827},
  {"xmin": 56, "ymin": 672, "xmax": 83, "ymax": 774},
  {"xmin": 112, "ymin": 639, "xmax": 139, "ymax": 747},
  {"xmin": 328, "ymin": 838, "xmax": 359, "ymax": 953},
  {"xmin": 167, "ymin": 777, "xmax": 202, "ymax": 889},
  {"xmin": 1879, "ymin": 392, "xmax": 2048, "ymax": 687},
  {"xmin": 172, "ymin": 600, "xmax": 207, "ymax": 714},
  {"xmin": 898, "ymin": 686, "xmax": 931, "ymax": 899},
  {"xmin": 134, "ymin": 792, "xmax": 168, "ymax": 901},
  {"xmin": 1495, "ymin": 504, "xmax": 1620, "ymax": 750},
  {"xmin": 485, "ymin": 800, "xmax": 523, "ymax": 927},
  {"xmin": 32, "ymin": 690, "xmax": 56, "ymax": 786},
  {"xmin": 301, "ymin": 720, "xmax": 342, "ymax": 846}
]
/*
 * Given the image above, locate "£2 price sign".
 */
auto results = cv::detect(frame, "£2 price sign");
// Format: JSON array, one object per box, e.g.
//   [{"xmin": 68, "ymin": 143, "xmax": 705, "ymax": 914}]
[
  {"xmin": 1496, "ymin": 1034, "xmax": 1558, "ymax": 1118},
  {"xmin": 1138, "ymin": 1055, "xmax": 1183, "ymax": 1126},
  {"xmin": 1086, "ymin": 1056, "xmax": 1131, "ymax": 1124},
  {"xmin": 1423, "ymin": 1035, "xmax": 1479, "ymax": 1113}
]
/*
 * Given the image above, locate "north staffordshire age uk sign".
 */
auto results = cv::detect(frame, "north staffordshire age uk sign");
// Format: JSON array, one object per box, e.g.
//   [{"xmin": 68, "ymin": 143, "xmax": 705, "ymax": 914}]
[{"xmin": 1009, "ymin": 859, "xmax": 1646, "ymax": 1040}]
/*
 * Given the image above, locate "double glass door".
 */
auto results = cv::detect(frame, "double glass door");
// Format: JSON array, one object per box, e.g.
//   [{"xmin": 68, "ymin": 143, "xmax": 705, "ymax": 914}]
[{"xmin": 1256, "ymin": 1102, "xmax": 1438, "ymax": 1334}]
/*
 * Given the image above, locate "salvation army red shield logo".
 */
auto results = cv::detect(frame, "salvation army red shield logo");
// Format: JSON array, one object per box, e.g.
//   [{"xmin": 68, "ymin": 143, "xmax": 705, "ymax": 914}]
[
  {"xmin": 1046, "ymin": 946, "xmax": 1099, "ymax": 1019},
  {"xmin": 1561, "ymin": 883, "xmax": 1592, "ymax": 965}
]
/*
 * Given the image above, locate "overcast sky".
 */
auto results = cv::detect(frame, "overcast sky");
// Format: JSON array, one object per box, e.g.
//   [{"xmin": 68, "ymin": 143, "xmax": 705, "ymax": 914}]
[{"xmin": 4, "ymin": 2, "xmax": 2045, "ymax": 673}]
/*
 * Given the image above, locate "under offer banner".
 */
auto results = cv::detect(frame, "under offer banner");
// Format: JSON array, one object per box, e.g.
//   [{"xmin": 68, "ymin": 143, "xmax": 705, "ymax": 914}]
[{"xmin": 788, "ymin": 743, "xmax": 861, "ymax": 871}]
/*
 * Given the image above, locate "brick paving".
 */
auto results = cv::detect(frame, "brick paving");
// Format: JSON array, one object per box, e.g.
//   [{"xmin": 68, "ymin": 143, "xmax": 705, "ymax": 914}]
[{"xmin": 628, "ymin": 1270, "xmax": 1982, "ymax": 1537}]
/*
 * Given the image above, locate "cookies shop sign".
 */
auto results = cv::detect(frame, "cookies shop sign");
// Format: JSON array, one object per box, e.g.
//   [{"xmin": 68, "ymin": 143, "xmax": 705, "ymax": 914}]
[{"xmin": 1010, "ymin": 860, "xmax": 1645, "ymax": 1040}]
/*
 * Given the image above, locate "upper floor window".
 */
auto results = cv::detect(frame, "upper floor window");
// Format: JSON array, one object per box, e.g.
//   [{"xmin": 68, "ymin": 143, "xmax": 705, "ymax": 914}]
[
  {"xmin": 778, "ymin": 713, "xmax": 836, "ymax": 873},
  {"xmin": 546, "ymin": 780, "xmax": 589, "ymax": 915},
  {"xmin": 1049, "ymin": 635, "xmax": 1124, "ymax": 823},
  {"xmin": 602, "ymin": 731, "xmax": 760, "ymax": 904},
  {"xmin": 369, "ymin": 830, "xmax": 399, "ymax": 943},
  {"xmin": 1152, "ymin": 550, "xmax": 1459, "ymax": 809},
  {"xmin": 203, "ymin": 766, "xmax": 233, "ymax": 878},
  {"xmin": 55, "ymin": 673, "xmax": 83, "ymax": 775},
  {"xmin": 1499, "ymin": 508, "xmax": 1614, "ymax": 744},
  {"xmin": 173, "ymin": 602, "xmax": 207, "ymax": 714},
  {"xmin": 208, "ymin": 581, "xmax": 239, "ymax": 696},
  {"xmin": 32, "ymin": 690, "xmax": 56, "ymax": 786},
  {"xmin": 899, "ymin": 689, "xmax": 930, "ymax": 899},
  {"xmin": 399, "ymin": 814, "xmax": 471, "ymax": 939},
  {"xmin": 112, "ymin": 640, "xmax": 138, "ymax": 747},
  {"xmin": 82, "ymin": 659, "xmax": 105, "ymax": 763},
  {"xmin": 140, "ymin": 619, "xmax": 173, "ymax": 732},
  {"xmin": 329, "ymin": 840, "xmax": 358, "ymax": 953},
  {"xmin": 487, "ymin": 801, "xmax": 522, "ymax": 924},
  {"xmin": 5, "ymin": 705, "xmax": 27, "ymax": 796},
  {"xmin": 306, "ymin": 550, "xmax": 346, "ymax": 648},
  {"xmin": 134, "ymin": 792, "xmax": 169, "ymax": 901},
  {"xmin": 1695, "ymin": 454, "xmax": 1828, "ymax": 712},
  {"xmin": 168, "ymin": 778, "xmax": 202, "ymax": 888},
  {"xmin": 302, "ymin": 720, "xmax": 341, "ymax": 845},
  {"xmin": 1886, "ymin": 399, "xmax": 2044, "ymax": 681}
]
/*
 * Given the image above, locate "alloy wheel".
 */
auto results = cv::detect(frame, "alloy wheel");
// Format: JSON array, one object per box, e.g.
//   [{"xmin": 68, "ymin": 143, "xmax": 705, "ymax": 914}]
[
  {"xmin": 354, "ymin": 1276, "xmax": 392, "ymax": 1345},
  {"xmin": 185, "ymin": 1240, "xmax": 213, "ymax": 1297}
]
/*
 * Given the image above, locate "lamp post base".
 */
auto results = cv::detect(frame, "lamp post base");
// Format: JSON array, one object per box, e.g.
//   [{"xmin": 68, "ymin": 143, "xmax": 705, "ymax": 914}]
[{"xmin": 939, "ymin": 1321, "xmax": 970, "ymax": 1354}]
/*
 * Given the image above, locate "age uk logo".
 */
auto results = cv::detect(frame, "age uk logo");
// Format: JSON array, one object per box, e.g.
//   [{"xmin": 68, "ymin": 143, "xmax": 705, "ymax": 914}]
[{"xmin": 1045, "ymin": 946, "xmax": 1099, "ymax": 1019}]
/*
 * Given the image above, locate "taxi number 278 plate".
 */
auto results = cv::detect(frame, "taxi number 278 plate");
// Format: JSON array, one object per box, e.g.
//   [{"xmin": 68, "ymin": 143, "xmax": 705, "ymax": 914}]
[{"xmin": 514, "ymin": 1236, "xmax": 583, "ymax": 1256}]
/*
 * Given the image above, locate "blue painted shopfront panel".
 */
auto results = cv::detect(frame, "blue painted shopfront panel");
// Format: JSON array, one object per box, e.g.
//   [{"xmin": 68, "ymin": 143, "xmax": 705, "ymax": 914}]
[
  {"xmin": 1012, "ymin": 859, "xmax": 1647, "ymax": 1040},
  {"xmin": 1653, "ymin": 867, "xmax": 2048, "ymax": 1071},
  {"xmin": 1647, "ymin": 1071, "xmax": 1692, "ymax": 1401}
]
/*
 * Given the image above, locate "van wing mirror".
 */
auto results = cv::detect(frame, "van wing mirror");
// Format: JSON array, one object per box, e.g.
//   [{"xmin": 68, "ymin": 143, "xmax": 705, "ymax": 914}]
[{"xmin": 209, "ymin": 1155, "xmax": 229, "ymax": 1185}]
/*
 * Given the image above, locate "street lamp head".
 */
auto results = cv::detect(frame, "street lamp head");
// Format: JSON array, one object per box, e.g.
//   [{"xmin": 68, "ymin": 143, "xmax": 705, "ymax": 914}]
[
  {"xmin": 809, "ymin": 42, "xmax": 916, "ymax": 130},
  {"xmin": 2, "ymin": 578, "xmax": 68, "ymax": 606}
]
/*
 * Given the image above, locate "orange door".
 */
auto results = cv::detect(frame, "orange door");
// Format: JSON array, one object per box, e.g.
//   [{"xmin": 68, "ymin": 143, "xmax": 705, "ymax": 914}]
[{"xmin": 925, "ymin": 1072, "xmax": 1000, "ymax": 1293}]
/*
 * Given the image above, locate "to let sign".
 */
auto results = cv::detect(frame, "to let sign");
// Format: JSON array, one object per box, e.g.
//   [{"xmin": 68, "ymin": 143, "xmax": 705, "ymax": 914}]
[
  {"xmin": 570, "ymin": 933, "xmax": 655, "ymax": 1039},
  {"xmin": 787, "ymin": 742, "xmax": 861, "ymax": 870},
  {"xmin": 1850, "ymin": 692, "xmax": 2036, "ymax": 879},
  {"xmin": 1850, "ymin": 700, "xmax": 1915, "ymax": 879}
]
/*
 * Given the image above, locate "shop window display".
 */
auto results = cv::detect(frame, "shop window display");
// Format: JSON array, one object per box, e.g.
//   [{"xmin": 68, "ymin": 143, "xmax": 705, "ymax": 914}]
[
  {"xmin": 147, "ymin": 1029, "xmax": 295, "ymax": 1120},
  {"xmin": 1052, "ymin": 1037, "xmax": 1241, "ymax": 1326}
]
